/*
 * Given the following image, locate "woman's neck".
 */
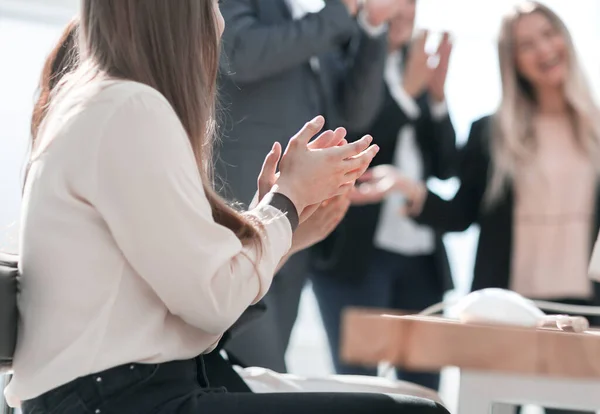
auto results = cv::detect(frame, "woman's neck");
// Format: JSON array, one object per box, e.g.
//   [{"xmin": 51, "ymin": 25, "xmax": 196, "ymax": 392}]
[{"xmin": 535, "ymin": 86, "xmax": 568, "ymax": 115}]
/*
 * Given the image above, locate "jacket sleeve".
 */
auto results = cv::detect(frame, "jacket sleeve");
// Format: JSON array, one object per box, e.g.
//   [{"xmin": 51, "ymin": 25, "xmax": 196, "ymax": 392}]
[
  {"xmin": 423, "ymin": 106, "xmax": 459, "ymax": 180},
  {"xmin": 333, "ymin": 29, "xmax": 388, "ymax": 131},
  {"xmin": 414, "ymin": 117, "xmax": 490, "ymax": 232},
  {"xmin": 220, "ymin": 0, "xmax": 356, "ymax": 85}
]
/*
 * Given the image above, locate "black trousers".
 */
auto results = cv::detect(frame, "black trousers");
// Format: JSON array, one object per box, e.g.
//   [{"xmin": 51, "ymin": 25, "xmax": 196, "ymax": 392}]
[
  {"xmin": 312, "ymin": 249, "xmax": 444, "ymax": 390},
  {"xmin": 21, "ymin": 356, "xmax": 449, "ymax": 414}
]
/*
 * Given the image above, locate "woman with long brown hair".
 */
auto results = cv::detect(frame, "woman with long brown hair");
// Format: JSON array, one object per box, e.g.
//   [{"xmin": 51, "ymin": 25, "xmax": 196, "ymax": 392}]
[
  {"xmin": 4, "ymin": 1, "xmax": 446, "ymax": 413},
  {"xmin": 353, "ymin": 3, "xmax": 600, "ymax": 413}
]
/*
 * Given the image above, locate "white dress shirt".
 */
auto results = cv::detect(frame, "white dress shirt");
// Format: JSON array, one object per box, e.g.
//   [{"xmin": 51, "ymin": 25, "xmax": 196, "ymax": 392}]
[
  {"xmin": 373, "ymin": 50, "xmax": 447, "ymax": 256},
  {"xmin": 5, "ymin": 80, "xmax": 292, "ymax": 406}
]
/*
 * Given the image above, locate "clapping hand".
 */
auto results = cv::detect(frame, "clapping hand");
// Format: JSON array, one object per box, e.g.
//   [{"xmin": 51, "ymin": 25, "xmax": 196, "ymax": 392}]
[
  {"xmin": 257, "ymin": 126, "xmax": 349, "ymax": 221},
  {"xmin": 428, "ymin": 32, "xmax": 452, "ymax": 103},
  {"xmin": 403, "ymin": 31, "xmax": 452, "ymax": 102},
  {"xmin": 256, "ymin": 124, "xmax": 360, "ymax": 254},
  {"xmin": 402, "ymin": 31, "xmax": 432, "ymax": 99}
]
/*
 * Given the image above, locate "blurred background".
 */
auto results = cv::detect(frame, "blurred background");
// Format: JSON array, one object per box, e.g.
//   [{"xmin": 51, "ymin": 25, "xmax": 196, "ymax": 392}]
[{"xmin": 2, "ymin": 1, "xmax": 600, "ymax": 412}]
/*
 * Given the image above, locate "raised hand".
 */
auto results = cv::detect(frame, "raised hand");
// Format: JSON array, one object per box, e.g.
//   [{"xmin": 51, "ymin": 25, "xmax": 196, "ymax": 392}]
[
  {"xmin": 255, "ymin": 127, "xmax": 347, "ymax": 207},
  {"xmin": 402, "ymin": 31, "xmax": 433, "ymax": 99},
  {"xmin": 428, "ymin": 32, "xmax": 452, "ymax": 103},
  {"xmin": 276, "ymin": 116, "xmax": 379, "ymax": 213}
]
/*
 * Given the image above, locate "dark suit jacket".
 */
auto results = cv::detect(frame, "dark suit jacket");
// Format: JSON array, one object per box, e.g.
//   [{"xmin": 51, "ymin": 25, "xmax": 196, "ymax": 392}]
[
  {"xmin": 313, "ymin": 85, "xmax": 457, "ymax": 293},
  {"xmin": 415, "ymin": 116, "xmax": 600, "ymax": 302},
  {"xmin": 216, "ymin": 0, "xmax": 388, "ymax": 205}
]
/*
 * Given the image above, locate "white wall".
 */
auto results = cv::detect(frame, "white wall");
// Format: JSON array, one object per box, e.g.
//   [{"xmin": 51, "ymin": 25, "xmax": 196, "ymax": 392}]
[
  {"xmin": 0, "ymin": 14, "xmax": 72, "ymax": 251},
  {"xmin": 0, "ymin": 0, "xmax": 78, "ymax": 23}
]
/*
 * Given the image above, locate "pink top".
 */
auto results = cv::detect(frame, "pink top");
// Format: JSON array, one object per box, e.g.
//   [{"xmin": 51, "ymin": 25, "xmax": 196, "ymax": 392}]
[{"xmin": 510, "ymin": 115, "xmax": 595, "ymax": 299}]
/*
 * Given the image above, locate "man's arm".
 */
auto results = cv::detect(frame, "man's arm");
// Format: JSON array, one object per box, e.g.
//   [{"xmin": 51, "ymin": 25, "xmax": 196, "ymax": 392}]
[
  {"xmin": 333, "ymin": 21, "xmax": 388, "ymax": 131},
  {"xmin": 220, "ymin": 0, "xmax": 356, "ymax": 85},
  {"xmin": 423, "ymin": 101, "xmax": 458, "ymax": 180}
]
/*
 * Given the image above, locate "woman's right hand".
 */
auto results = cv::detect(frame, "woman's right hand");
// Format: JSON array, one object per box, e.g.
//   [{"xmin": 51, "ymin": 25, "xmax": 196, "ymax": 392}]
[{"xmin": 275, "ymin": 116, "xmax": 379, "ymax": 213}]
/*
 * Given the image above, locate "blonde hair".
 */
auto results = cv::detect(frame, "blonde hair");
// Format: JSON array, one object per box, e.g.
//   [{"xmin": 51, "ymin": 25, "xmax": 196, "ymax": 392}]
[{"xmin": 487, "ymin": 1, "xmax": 600, "ymax": 205}]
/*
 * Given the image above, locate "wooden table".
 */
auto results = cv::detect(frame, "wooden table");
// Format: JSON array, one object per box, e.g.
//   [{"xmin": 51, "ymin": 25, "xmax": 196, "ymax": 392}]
[{"xmin": 341, "ymin": 309, "xmax": 600, "ymax": 413}]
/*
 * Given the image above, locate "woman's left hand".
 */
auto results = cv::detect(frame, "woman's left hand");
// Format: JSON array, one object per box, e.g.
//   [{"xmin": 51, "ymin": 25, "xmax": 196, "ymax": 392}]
[{"xmin": 289, "ymin": 195, "xmax": 351, "ymax": 255}]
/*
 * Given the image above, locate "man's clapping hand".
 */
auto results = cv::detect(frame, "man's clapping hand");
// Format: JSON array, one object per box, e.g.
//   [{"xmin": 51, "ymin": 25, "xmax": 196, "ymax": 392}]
[{"xmin": 403, "ymin": 31, "xmax": 452, "ymax": 102}]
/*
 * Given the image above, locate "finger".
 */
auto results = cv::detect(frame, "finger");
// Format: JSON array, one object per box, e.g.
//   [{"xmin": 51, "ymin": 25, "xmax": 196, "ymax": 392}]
[
  {"xmin": 349, "ymin": 188, "xmax": 382, "ymax": 205},
  {"xmin": 257, "ymin": 142, "xmax": 282, "ymax": 198},
  {"xmin": 337, "ymin": 182, "xmax": 356, "ymax": 196},
  {"xmin": 308, "ymin": 130, "xmax": 335, "ymax": 150},
  {"xmin": 333, "ymin": 127, "xmax": 347, "ymax": 146},
  {"xmin": 436, "ymin": 32, "xmax": 450, "ymax": 49},
  {"xmin": 290, "ymin": 115, "xmax": 326, "ymax": 147},
  {"xmin": 332, "ymin": 134, "xmax": 373, "ymax": 159},
  {"xmin": 414, "ymin": 29, "xmax": 429, "ymax": 49},
  {"xmin": 309, "ymin": 127, "xmax": 346, "ymax": 150},
  {"xmin": 441, "ymin": 31, "xmax": 451, "ymax": 45},
  {"xmin": 437, "ymin": 33, "xmax": 453, "ymax": 59},
  {"xmin": 356, "ymin": 168, "xmax": 375, "ymax": 182},
  {"xmin": 322, "ymin": 195, "xmax": 345, "ymax": 211},
  {"xmin": 338, "ymin": 138, "xmax": 348, "ymax": 146},
  {"xmin": 342, "ymin": 144, "xmax": 380, "ymax": 175},
  {"xmin": 299, "ymin": 203, "xmax": 320, "ymax": 223}
]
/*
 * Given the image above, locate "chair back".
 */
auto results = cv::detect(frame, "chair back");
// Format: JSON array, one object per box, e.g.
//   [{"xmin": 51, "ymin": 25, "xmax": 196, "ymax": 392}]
[{"xmin": 0, "ymin": 253, "xmax": 18, "ymax": 372}]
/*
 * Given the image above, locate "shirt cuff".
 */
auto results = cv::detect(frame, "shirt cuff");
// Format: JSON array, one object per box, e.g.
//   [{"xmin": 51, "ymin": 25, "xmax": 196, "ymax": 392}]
[
  {"xmin": 429, "ymin": 99, "xmax": 449, "ymax": 121},
  {"xmin": 357, "ymin": 9, "xmax": 388, "ymax": 38}
]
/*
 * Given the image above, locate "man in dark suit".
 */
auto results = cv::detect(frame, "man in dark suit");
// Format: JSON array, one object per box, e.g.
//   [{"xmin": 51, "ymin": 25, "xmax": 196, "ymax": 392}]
[
  {"xmin": 310, "ymin": 0, "xmax": 457, "ymax": 390},
  {"xmin": 216, "ymin": 0, "xmax": 397, "ymax": 372}
]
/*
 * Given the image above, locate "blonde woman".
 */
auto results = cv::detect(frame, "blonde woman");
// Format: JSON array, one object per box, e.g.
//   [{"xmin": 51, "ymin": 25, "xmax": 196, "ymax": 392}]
[{"xmin": 353, "ymin": 4, "xmax": 599, "ymax": 412}]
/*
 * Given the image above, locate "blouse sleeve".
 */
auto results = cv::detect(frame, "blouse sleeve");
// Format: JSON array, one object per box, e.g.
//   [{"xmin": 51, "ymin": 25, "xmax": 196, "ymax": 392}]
[{"xmin": 92, "ymin": 89, "xmax": 292, "ymax": 335}]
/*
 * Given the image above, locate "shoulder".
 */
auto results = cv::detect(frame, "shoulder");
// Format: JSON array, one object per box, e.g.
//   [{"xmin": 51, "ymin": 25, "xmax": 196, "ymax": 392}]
[
  {"xmin": 97, "ymin": 80, "xmax": 174, "ymax": 114},
  {"xmin": 467, "ymin": 115, "xmax": 494, "ymax": 148},
  {"xmin": 95, "ymin": 80, "xmax": 184, "ymax": 138},
  {"xmin": 92, "ymin": 80, "xmax": 190, "ymax": 162},
  {"xmin": 461, "ymin": 115, "xmax": 495, "ymax": 166}
]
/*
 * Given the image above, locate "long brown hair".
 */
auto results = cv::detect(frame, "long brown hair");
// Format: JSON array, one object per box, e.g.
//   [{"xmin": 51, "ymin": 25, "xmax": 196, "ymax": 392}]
[
  {"xmin": 30, "ymin": 18, "xmax": 79, "ymax": 156},
  {"xmin": 487, "ymin": 1, "xmax": 600, "ymax": 205},
  {"xmin": 45, "ymin": 1, "xmax": 263, "ymax": 245}
]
